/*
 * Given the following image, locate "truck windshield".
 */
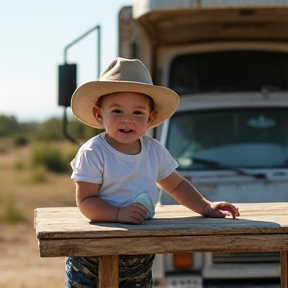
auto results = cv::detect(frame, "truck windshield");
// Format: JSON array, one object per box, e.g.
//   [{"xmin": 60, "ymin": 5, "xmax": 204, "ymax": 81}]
[
  {"xmin": 169, "ymin": 51, "xmax": 288, "ymax": 95},
  {"xmin": 166, "ymin": 108, "xmax": 288, "ymax": 170}
]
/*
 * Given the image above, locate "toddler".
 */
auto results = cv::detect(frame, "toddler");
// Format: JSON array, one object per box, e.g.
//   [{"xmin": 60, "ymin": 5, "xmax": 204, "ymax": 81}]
[{"xmin": 66, "ymin": 57, "xmax": 240, "ymax": 288}]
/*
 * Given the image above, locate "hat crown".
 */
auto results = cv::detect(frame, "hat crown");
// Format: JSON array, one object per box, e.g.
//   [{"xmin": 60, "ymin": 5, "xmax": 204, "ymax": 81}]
[{"xmin": 99, "ymin": 57, "xmax": 153, "ymax": 85}]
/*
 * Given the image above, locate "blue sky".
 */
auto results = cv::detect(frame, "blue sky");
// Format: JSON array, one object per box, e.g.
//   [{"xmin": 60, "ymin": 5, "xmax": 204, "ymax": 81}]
[{"xmin": 0, "ymin": 0, "xmax": 134, "ymax": 122}]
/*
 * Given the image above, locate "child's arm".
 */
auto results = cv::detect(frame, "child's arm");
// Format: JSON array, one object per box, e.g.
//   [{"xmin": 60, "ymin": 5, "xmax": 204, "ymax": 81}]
[
  {"xmin": 157, "ymin": 171, "xmax": 239, "ymax": 218},
  {"xmin": 75, "ymin": 181, "xmax": 148, "ymax": 224}
]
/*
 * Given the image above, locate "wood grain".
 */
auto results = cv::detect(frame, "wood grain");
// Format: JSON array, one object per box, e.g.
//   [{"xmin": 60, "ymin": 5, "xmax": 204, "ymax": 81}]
[
  {"xmin": 98, "ymin": 255, "xmax": 118, "ymax": 288},
  {"xmin": 35, "ymin": 203, "xmax": 288, "ymax": 241},
  {"xmin": 35, "ymin": 203, "xmax": 288, "ymax": 288}
]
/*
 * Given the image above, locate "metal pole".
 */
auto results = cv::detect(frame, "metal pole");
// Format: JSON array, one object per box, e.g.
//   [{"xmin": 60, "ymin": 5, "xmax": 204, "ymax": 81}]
[
  {"xmin": 62, "ymin": 25, "xmax": 101, "ymax": 144},
  {"xmin": 63, "ymin": 107, "xmax": 78, "ymax": 145},
  {"xmin": 97, "ymin": 26, "xmax": 101, "ymax": 78},
  {"xmin": 64, "ymin": 24, "xmax": 101, "ymax": 77}
]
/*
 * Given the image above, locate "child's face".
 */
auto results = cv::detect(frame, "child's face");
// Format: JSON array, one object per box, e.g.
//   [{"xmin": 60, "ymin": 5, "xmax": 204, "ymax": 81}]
[{"xmin": 93, "ymin": 92, "xmax": 157, "ymax": 146}]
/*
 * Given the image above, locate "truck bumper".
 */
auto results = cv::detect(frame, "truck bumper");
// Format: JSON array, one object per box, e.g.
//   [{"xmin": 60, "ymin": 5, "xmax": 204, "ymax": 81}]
[
  {"xmin": 162, "ymin": 275, "xmax": 202, "ymax": 288},
  {"xmin": 204, "ymin": 279, "xmax": 280, "ymax": 288},
  {"xmin": 203, "ymin": 263, "xmax": 280, "ymax": 279},
  {"xmin": 160, "ymin": 276, "xmax": 279, "ymax": 288}
]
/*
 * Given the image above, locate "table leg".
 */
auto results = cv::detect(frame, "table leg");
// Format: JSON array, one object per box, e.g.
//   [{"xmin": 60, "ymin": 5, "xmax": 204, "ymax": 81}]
[
  {"xmin": 98, "ymin": 255, "xmax": 119, "ymax": 288},
  {"xmin": 281, "ymin": 251, "xmax": 288, "ymax": 288}
]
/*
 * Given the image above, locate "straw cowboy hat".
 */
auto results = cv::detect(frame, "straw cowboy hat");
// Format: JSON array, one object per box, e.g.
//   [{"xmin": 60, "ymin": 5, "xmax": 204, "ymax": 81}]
[{"xmin": 71, "ymin": 57, "xmax": 180, "ymax": 129}]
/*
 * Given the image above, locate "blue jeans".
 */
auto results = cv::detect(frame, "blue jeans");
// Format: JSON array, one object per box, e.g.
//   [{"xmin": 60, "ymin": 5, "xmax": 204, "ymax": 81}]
[{"xmin": 65, "ymin": 254, "xmax": 155, "ymax": 288}]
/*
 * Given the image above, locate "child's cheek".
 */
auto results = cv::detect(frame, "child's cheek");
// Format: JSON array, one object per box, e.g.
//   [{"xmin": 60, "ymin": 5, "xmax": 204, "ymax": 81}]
[{"xmin": 134, "ymin": 117, "xmax": 149, "ymax": 124}]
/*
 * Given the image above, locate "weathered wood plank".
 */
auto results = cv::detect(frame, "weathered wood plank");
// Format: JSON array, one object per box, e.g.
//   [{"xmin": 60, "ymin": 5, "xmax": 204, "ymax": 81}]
[
  {"xmin": 38, "ymin": 234, "xmax": 288, "ymax": 257},
  {"xmin": 35, "ymin": 203, "xmax": 288, "ymax": 240},
  {"xmin": 34, "ymin": 203, "xmax": 288, "ymax": 287},
  {"xmin": 98, "ymin": 255, "xmax": 118, "ymax": 288}
]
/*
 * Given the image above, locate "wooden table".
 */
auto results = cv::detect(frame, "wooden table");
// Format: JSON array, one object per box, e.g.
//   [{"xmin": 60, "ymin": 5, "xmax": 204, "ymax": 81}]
[{"xmin": 35, "ymin": 203, "xmax": 288, "ymax": 288}]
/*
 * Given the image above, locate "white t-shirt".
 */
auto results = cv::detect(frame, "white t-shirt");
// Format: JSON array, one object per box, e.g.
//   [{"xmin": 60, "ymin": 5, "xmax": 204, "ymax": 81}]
[{"xmin": 71, "ymin": 132, "xmax": 178, "ymax": 209}]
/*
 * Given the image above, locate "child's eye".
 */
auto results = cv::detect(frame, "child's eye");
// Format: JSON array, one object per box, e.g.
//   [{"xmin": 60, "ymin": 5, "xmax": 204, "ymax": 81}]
[
  {"xmin": 112, "ymin": 109, "xmax": 122, "ymax": 114},
  {"xmin": 134, "ymin": 111, "xmax": 143, "ymax": 116}
]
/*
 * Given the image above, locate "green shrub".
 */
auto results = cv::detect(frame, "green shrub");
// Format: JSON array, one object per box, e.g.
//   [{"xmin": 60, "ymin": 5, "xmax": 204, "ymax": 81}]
[
  {"xmin": 69, "ymin": 118, "xmax": 104, "ymax": 140},
  {"xmin": 0, "ymin": 195, "xmax": 27, "ymax": 224},
  {"xmin": 30, "ymin": 144, "xmax": 70, "ymax": 173},
  {"xmin": 65, "ymin": 147, "xmax": 79, "ymax": 162},
  {"xmin": 0, "ymin": 147, "xmax": 6, "ymax": 154},
  {"xmin": 0, "ymin": 115, "xmax": 20, "ymax": 137},
  {"xmin": 14, "ymin": 160, "xmax": 25, "ymax": 170},
  {"xmin": 35, "ymin": 118, "xmax": 64, "ymax": 141},
  {"xmin": 14, "ymin": 135, "xmax": 29, "ymax": 146},
  {"xmin": 30, "ymin": 165, "xmax": 48, "ymax": 183}
]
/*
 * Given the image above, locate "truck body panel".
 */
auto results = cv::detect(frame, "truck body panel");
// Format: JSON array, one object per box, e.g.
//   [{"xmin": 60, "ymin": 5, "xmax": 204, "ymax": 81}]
[{"xmin": 118, "ymin": 1, "xmax": 288, "ymax": 287}]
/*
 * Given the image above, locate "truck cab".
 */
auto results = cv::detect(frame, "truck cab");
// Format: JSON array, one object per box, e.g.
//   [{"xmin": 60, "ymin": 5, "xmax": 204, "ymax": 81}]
[{"xmin": 119, "ymin": 1, "xmax": 288, "ymax": 287}]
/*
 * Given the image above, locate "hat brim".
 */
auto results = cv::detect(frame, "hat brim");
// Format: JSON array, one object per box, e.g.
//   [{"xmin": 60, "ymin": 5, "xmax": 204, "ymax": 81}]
[{"xmin": 71, "ymin": 81, "xmax": 180, "ymax": 129}]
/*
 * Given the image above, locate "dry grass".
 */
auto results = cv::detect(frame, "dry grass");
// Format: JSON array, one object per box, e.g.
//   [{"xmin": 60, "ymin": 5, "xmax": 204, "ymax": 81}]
[
  {"xmin": 0, "ymin": 141, "xmax": 76, "ymax": 223},
  {"xmin": 0, "ymin": 140, "xmax": 77, "ymax": 288}
]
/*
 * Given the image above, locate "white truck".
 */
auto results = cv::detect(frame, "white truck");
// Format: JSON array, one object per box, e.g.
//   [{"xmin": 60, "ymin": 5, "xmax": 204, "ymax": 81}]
[{"xmin": 118, "ymin": 1, "xmax": 288, "ymax": 287}]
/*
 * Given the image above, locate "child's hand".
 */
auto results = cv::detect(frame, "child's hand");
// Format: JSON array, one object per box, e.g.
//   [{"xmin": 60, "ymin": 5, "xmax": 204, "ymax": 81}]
[
  {"xmin": 203, "ymin": 201, "xmax": 240, "ymax": 219},
  {"xmin": 117, "ymin": 203, "xmax": 148, "ymax": 224}
]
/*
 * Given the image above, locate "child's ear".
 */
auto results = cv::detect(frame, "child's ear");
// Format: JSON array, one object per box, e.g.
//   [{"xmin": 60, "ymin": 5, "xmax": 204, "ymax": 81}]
[
  {"xmin": 147, "ymin": 110, "xmax": 157, "ymax": 126},
  {"xmin": 93, "ymin": 106, "xmax": 103, "ymax": 123}
]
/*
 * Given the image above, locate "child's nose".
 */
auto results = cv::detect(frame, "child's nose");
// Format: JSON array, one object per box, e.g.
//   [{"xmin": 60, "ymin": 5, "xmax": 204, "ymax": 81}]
[
  {"xmin": 121, "ymin": 114, "xmax": 133, "ymax": 122},
  {"xmin": 121, "ymin": 117, "xmax": 133, "ymax": 124}
]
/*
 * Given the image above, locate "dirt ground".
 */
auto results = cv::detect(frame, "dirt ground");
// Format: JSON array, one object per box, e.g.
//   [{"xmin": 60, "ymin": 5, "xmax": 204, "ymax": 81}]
[
  {"xmin": 0, "ymin": 223, "xmax": 66, "ymax": 288},
  {"xmin": 0, "ymin": 141, "xmax": 77, "ymax": 288}
]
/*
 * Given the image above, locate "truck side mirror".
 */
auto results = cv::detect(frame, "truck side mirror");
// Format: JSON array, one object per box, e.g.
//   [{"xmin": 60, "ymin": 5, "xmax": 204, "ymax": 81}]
[{"xmin": 58, "ymin": 64, "xmax": 77, "ymax": 107}]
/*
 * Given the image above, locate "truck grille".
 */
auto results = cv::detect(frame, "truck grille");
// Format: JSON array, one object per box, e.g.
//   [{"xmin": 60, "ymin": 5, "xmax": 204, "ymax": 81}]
[{"xmin": 212, "ymin": 252, "xmax": 280, "ymax": 264}]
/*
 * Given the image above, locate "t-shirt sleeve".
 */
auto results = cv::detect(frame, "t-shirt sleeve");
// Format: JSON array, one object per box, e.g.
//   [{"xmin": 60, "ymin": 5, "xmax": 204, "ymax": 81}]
[
  {"xmin": 157, "ymin": 144, "xmax": 178, "ymax": 182},
  {"xmin": 70, "ymin": 149, "xmax": 103, "ymax": 184}
]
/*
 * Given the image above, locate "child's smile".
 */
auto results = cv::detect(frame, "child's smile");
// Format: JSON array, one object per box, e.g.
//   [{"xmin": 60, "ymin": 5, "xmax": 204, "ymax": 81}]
[{"xmin": 120, "ymin": 129, "xmax": 133, "ymax": 133}]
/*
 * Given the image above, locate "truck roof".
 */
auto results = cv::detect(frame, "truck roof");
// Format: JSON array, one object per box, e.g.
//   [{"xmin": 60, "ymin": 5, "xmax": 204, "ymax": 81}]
[
  {"xmin": 133, "ymin": 0, "xmax": 288, "ymax": 17},
  {"xmin": 132, "ymin": 0, "xmax": 288, "ymax": 44}
]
